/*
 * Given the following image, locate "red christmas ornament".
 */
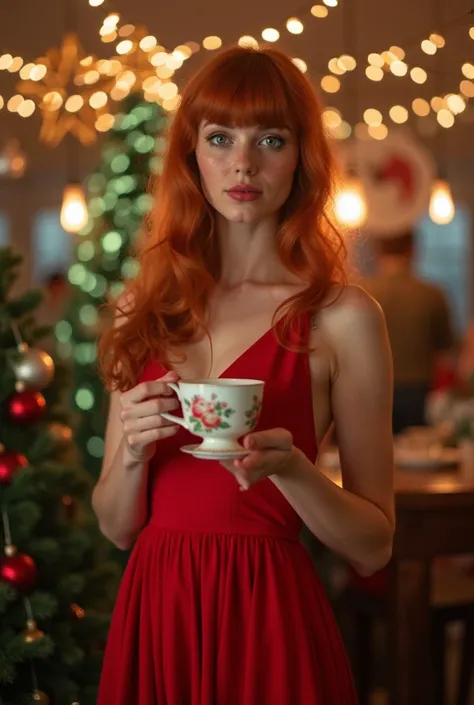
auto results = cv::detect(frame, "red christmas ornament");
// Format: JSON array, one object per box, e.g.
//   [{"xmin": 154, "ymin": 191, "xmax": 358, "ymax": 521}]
[
  {"xmin": 0, "ymin": 551, "xmax": 38, "ymax": 594},
  {"xmin": 0, "ymin": 450, "xmax": 28, "ymax": 486},
  {"xmin": 7, "ymin": 391, "xmax": 46, "ymax": 424}
]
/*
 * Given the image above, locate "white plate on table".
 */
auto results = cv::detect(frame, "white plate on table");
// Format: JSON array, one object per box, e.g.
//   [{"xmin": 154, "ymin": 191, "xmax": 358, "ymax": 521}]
[
  {"xmin": 394, "ymin": 447, "xmax": 460, "ymax": 470},
  {"xmin": 322, "ymin": 446, "xmax": 461, "ymax": 471}
]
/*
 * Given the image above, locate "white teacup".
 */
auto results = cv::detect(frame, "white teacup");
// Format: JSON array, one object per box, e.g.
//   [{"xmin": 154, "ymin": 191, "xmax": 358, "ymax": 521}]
[{"xmin": 160, "ymin": 378, "xmax": 264, "ymax": 453}]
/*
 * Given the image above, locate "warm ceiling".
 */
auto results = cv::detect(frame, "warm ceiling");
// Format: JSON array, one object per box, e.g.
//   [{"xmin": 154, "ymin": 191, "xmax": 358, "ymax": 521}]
[{"xmin": 0, "ymin": 0, "xmax": 473, "ymax": 178}]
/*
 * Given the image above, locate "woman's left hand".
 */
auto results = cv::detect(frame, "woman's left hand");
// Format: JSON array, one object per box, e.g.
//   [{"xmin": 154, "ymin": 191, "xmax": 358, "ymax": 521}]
[{"xmin": 220, "ymin": 428, "xmax": 296, "ymax": 491}]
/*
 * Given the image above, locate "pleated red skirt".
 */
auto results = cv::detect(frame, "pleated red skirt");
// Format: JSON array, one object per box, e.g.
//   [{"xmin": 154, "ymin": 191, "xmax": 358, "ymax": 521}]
[{"xmin": 98, "ymin": 525, "xmax": 356, "ymax": 704}]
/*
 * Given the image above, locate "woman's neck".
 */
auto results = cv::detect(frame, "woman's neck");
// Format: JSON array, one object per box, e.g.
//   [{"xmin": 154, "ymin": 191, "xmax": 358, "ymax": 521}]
[{"xmin": 216, "ymin": 215, "xmax": 293, "ymax": 287}]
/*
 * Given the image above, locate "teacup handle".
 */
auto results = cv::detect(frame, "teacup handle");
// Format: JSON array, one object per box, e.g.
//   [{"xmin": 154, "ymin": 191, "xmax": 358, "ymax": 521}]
[
  {"xmin": 167, "ymin": 382, "xmax": 180, "ymax": 397},
  {"xmin": 160, "ymin": 412, "xmax": 188, "ymax": 429},
  {"xmin": 160, "ymin": 382, "xmax": 188, "ymax": 429}
]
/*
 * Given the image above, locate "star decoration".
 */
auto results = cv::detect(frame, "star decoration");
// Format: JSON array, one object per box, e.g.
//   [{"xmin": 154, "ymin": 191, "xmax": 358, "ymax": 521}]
[
  {"xmin": 110, "ymin": 26, "xmax": 179, "ymax": 105},
  {"xmin": 16, "ymin": 33, "xmax": 115, "ymax": 146},
  {"xmin": 112, "ymin": 26, "xmax": 163, "ymax": 88}
]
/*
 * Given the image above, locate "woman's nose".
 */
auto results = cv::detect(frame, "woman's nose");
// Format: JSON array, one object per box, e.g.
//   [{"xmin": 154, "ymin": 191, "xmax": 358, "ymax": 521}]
[{"xmin": 233, "ymin": 146, "xmax": 258, "ymax": 176}]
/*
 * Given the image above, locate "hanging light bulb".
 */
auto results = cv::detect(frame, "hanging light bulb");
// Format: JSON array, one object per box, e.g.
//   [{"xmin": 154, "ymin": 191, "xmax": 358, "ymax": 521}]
[
  {"xmin": 0, "ymin": 139, "xmax": 27, "ymax": 178},
  {"xmin": 333, "ymin": 177, "xmax": 367, "ymax": 228},
  {"xmin": 429, "ymin": 179, "xmax": 455, "ymax": 225},
  {"xmin": 60, "ymin": 184, "xmax": 88, "ymax": 233}
]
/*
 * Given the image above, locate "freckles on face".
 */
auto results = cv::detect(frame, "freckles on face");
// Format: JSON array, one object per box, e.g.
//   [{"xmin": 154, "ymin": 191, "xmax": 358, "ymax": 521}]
[
  {"xmin": 194, "ymin": 121, "xmax": 299, "ymax": 222},
  {"xmin": 195, "ymin": 150, "xmax": 223, "ymax": 202}
]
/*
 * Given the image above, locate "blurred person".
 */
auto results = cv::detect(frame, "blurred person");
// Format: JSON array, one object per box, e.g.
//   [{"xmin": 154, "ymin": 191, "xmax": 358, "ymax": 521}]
[
  {"xmin": 363, "ymin": 230, "xmax": 454, "ymax": 434},
  {"xmin": 36, "ymin": 270, "xmax": 70, "ymax": 339},
  {"xmin": 457, "ymin": 319, "xmax": 474, "ymax": 387}
]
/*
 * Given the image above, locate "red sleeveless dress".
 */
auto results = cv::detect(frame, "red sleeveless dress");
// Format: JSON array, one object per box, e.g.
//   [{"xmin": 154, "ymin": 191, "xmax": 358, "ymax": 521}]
[{"xmin": 97, "ymin": 321, "xmax": 358, "ymax": 705}]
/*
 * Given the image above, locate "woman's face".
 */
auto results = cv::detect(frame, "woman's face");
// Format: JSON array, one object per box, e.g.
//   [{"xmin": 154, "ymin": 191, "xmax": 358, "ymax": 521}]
[{"xmin": 195, "ymin": 121, "xmax": 299, "ymax": 224}]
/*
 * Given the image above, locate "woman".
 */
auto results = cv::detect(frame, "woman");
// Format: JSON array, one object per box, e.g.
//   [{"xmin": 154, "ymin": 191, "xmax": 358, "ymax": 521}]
[{"xmin": 94, "ymin": 46, "xmax": 394, "ymax": 705}]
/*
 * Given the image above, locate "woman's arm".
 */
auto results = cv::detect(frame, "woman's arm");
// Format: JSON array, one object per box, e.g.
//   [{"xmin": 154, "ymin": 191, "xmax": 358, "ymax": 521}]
[
  {"xmin": 272, "ymin": 286, "xmax": 394, "ymax": 575},
  {"xmin": 92, "ymin": 373, "xmax": 180, "ymax": 549},
  {"xmin": 92, "ymin": 392, "xmax": 151, "ymax": 550},
  {"xmin": 92, "ymin": 295, "xmax": 180, "ymax": 549}
]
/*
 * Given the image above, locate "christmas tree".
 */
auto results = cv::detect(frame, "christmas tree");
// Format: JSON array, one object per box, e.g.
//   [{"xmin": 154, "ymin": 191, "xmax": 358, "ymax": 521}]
[
  {"xmin": 0, "ymin": 246, "xmax": 119, "ymax": 705},
  {"xmin": 61, "ymin": 93, "xmax": 168, "ymax": 478}
]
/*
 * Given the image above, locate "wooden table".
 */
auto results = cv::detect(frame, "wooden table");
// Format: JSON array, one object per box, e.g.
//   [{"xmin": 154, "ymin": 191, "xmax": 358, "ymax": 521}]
[
  {"xmin": 323, "ymin": 462, "xmax": 474, "ymax": 705},
  {"xmin": 389, "ymin": 465, "xmax": 474, "ymax": 705}
]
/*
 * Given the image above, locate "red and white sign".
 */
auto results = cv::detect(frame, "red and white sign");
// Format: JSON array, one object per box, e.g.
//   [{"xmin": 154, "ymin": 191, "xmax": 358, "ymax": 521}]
[{"xmin": 336, "ymin": 131, "xmax": 435, "ymax": 237}]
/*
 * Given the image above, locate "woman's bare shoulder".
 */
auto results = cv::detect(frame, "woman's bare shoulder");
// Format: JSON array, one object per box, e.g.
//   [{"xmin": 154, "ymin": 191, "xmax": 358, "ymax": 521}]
[
  {"xmin": 314, "ymin": 284, "xmax": 385, "ymax": 332},
  {"xmin": 310, "ymin": 285, "xmax": 389, "ymax": 374}
]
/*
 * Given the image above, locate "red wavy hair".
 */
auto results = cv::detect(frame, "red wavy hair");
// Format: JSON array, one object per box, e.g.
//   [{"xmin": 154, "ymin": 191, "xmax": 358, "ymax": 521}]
[{"xmin": 99, "ymin": 45, "xmax": 347, "ymax": 391}]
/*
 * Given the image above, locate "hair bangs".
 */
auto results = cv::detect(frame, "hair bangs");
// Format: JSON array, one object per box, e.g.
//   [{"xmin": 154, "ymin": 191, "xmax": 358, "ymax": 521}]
[{"xmin": 189, "ymin": 52, "xmax": 298, "ymax": 133}]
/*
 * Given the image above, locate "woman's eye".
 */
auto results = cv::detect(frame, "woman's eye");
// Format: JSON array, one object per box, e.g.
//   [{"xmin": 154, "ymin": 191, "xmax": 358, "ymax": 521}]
[
  {"xmin": 261, "ymin": 136, "xmax": 285, "ymax": 149},
  {"xmin": 207, "ymin": 133, "xmax": 230, "ymax": 146}
]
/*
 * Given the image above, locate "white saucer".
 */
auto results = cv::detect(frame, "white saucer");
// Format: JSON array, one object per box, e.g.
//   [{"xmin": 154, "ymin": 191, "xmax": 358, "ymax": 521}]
[{"xmin": 180, "ymin": 444, "xmax": 250, "ymax": 461}]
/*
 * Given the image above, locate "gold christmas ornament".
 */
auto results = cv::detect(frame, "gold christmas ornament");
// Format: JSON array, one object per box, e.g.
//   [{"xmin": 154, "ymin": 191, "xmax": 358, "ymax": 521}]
[
  {"xmin": 23, "ymin": 619, "xmax": 44, "ymax": 643},
  {"xmin": 32, "ymin": 691, "xmax": 50, "ymax": 704},
  {"xmin": 16, "ymin": 33, "xmax": 115, "ymax": 146},
  {"xmin": 11, "ymin": 344, "xmax": 55, "ymax": 391},
  {"xmin": 48, "ymin": 422, "xmax": 73, "ymax": 444},
  {"xmin": 70, "ymin": 602, "xmax": 86, "ymax": 619}
]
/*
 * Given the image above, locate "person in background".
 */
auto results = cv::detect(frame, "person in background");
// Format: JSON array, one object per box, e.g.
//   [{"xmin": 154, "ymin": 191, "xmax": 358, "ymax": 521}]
[
  {"xmin": 33, "ymin": 271, "xmax": 71, "ymax": 358},
  {"xmin": 457, "ymin": 319, "xmax": 474, "ymax": 387},
  {"xmin": 363, "ymin": 230, "xmax": 455, "ymax": 434},
  {"xmin": 37, "ymin": 271, "xmax": 70, "ymax": 331}
]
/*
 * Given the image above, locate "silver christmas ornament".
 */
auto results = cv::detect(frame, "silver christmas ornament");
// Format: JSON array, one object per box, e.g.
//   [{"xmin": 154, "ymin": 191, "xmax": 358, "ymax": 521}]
[{"xmin": 11, "ymin": 344, "xmax": 55, "ymax": 391}]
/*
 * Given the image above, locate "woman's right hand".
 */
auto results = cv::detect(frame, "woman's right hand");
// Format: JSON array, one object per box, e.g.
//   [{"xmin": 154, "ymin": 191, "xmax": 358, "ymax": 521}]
[{"xmin": 120, "ymin": 370, "xmax": 181, "ymax": 462}]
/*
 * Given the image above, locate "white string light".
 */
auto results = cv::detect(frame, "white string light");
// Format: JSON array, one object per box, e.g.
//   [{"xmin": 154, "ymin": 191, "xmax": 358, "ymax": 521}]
[
  {"xmin": 325, "ymin": 8, "xmax": 472, "ymax": 93},
  {"xmin": 87, "ymin": 0, "xmax": 338, "ymax": 72},
  {"xmin": 89, "ymin": 0, "xmax": 339, "ymax": 106},
  {"xmin": 180, "ymin": 2, "xmax": 340, "ymax": 59},
  {"xmin": 327, "ymin": 35, "xmax": 446, "ymax": 91},
  {"xmin": 324, "ymin": 65, "xmax": 473, "ymax": 144}
]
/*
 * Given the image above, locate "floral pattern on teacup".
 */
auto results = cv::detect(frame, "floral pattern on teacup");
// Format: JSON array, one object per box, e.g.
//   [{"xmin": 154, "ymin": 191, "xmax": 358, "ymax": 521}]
[
  {"xmin": 184, "ymin": 393, "xmax": 236, "ymax": 434},
  {"xmin": 245, "ymin": 394, "xmax": 262, "ymax": 430}
]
